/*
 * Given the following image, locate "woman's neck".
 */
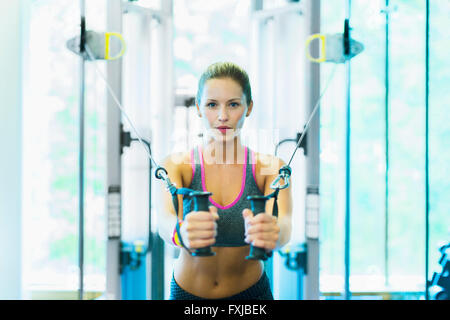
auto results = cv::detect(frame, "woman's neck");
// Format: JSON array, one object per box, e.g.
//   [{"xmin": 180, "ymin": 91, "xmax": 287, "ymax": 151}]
[{"xmin": 203, "ymin": 136, "xmax": 246, "ymax": 165}]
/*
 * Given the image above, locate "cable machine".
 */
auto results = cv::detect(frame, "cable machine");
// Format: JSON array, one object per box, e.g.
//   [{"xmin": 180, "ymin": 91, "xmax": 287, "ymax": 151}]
[
  {"xmin": 67, "ymin": 0, "xmax": 364, "ymax": 300},
  {"xmin": 67, "ymin": 0, "xmax": 173, "ymax": 300}
]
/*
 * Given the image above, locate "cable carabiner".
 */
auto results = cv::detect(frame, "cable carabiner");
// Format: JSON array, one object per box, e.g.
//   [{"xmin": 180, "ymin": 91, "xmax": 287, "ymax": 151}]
[
  {"xmin": 154, "ymin": 166, "xmax": 178, "ymax": 195},
  {"xmin": 270, "ymin": 165, "xmax": 292, "ymax": 190}
]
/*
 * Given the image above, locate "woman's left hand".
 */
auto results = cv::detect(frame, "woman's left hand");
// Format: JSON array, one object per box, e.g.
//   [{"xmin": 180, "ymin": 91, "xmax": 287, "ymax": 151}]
[{"xmin": 242, "ymin": 208, "xmax": 280, "ymax": 252}]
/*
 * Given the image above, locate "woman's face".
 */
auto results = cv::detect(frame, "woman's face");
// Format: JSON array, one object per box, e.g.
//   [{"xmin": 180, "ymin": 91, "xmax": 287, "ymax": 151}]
[{"xmin": 196, "ymin": 77, "xmax": 253, "ymax": 143}]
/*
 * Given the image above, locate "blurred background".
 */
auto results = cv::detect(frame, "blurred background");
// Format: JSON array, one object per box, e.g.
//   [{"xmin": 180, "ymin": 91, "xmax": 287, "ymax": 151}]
[{"xmin": 0, "ymin": 0, "xmax": 448, "ymax": 300}]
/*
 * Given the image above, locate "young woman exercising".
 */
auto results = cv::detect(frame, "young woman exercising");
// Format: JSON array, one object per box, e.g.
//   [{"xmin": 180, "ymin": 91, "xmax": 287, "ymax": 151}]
[{"xmin": 158, "ymin": 62, "xmax": 293, "ymax": 300}]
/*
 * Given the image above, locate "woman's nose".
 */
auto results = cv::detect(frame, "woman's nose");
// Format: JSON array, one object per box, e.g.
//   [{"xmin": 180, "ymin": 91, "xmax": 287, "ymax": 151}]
[{"xmin": 217, "ymin": 106, "xmax": 229, "ymax": 121}]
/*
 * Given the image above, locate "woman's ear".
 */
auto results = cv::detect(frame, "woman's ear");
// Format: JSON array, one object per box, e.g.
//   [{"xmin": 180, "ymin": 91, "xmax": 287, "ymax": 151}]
[
  {"xmin": 196, "ymin": 103, "xmax": 202, "ymax": 117},
  {"xmin": 246, "ymin": 101, "xmax": 253, "ymax": 117}
]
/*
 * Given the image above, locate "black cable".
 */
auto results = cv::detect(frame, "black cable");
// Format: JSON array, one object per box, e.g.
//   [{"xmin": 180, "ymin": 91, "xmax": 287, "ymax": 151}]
[{"xmin": 274, "ymin": 138, "xmax": 297, "ymax": 156}]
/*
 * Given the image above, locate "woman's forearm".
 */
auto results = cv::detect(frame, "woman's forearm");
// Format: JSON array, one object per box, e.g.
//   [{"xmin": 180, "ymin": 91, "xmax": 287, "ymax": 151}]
[
  {"xmin": 275, "ymin": 214, "xmax": 292, "ymax": 250},
  {"xmin": 157, "ymin": 210, "xmax": 178, "ymax": 245}
]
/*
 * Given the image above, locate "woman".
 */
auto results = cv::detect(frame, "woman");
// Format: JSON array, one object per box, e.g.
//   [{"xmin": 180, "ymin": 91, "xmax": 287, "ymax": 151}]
[{"xmin": 158, "ymin": 62, "xmax": 292, "ymax": 300}]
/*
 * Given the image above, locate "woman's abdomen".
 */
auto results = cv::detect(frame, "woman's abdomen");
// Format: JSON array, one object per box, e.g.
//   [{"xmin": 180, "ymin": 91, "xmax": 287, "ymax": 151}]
[{"xmin": 173, "ymin": 246, "xmax": 263, "ymax": 299}]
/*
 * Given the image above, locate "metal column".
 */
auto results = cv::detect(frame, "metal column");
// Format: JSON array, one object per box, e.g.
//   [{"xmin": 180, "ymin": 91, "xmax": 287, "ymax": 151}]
[
  {"xmin": 344, "ymin": 0, "xmax": 352, "ymax": 301},
  {"xmin": 78, "ymin": 0, "xmax": 86, "ymax": 301},
  {"xmin": 304, "ymin": 0, "xmax": 321, "ymax": 300},
  {"xmin": 424, "ymin": 0, "xmax": 430, "ymax": 301},
  {"xmin": 150, "ymin": 0, "xmax": 174, "ymax": 300},
  {"xmin": 105, "ymin": 0, "xmax": 123, "ymax": 300}
]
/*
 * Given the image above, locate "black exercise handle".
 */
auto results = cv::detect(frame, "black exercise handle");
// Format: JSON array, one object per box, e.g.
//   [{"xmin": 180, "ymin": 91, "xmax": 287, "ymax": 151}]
[
  {"xmin": 189, "ymin": 191, "xmax": 215, "ymax": 257},
  {"xmin": 245, "ymin": 195, "xmax": 270, "ymax": 261}
]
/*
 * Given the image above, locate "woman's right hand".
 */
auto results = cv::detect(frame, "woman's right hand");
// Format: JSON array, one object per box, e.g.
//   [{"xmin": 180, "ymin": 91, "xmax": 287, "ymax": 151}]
[{"xmin": 180, "ymin": 206, "xmax": 219, "ymax": 250}]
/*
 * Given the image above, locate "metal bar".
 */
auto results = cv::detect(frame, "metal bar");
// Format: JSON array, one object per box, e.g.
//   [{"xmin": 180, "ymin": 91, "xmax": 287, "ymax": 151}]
[
  {"xmin": 304, "ymin": 0, "xmax": 321, "ymax": 300},
  {"xmin": 140, "ymin": 138, "xmax": 164, "ymax": 300},
  {"xmin": 344, "ymin": 0, "xmax": 352, "ymax": 301},
  {"xmin": 148, "ymin": 149, "xmax": 154, "ymax": 299},
  {"xmin": 425, "ymin": 0, "xmax": 430, "ymax": 301},
  {"xmin": 122, "ymin": 1, "xmax": 164, "ymax": 20},
  {"xmin": 151, "ymin": 235, "xmax": 165, "ymax": 300},
  {"xmin": 251, "ymin": 0, "xmax": 263, "ymax": 12},
  {"xmin": 146, "ymin": 141, "xmax": 153, "ymax": 253},
  {"xmin": 149, "ymin": 0, "xmax": 174, "ymax": 299},
  {"xmin": 298, "ymin": 267, "xmax": 304, "ymax": 300},
  {"xmin": 105, "ymin": 0, "xmax": 123, "ymax": 300},
  {"xmin": 251, "ymin": 2, "xmax": 304, "ymax": 20},
  {"xmin": 78, "ymin": 0, "xmax": 86, "ymax": 301},
  {"xmin": 384, "ymin": 0, "xmax": 390, "ymax": 289}
]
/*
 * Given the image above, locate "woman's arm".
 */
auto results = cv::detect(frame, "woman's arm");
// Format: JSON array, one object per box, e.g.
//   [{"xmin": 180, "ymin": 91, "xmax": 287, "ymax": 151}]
[
  {"xmin": 265, "ymin": 157, "xmax": 293, "ymax": 249},
  {"xmin": 243, "ymin": 155, "xmax": 293, "ymax": 251},
  {"xmin": 158, "ymin": 152, "xmax": 219, "ymax": 249},
  {"xmin": 158, "ymin": 153, "xmax": 184, "ymax": 245}
]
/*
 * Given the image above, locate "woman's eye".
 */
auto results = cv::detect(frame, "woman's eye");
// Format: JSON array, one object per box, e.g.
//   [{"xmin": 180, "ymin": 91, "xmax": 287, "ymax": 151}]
[
  {"xmin": 230, "ymin": 102, "xmax": 240, "ymax": 107},
  {"xmin": 207, "ymin": 102, "xmax": 216, "ymax": 108}
]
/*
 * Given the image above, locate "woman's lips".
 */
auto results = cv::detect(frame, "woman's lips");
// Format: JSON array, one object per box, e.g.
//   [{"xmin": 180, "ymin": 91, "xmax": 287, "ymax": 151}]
[{"xmin": 217, "ymin": 127, "xmax": 231, "ymax": 134}]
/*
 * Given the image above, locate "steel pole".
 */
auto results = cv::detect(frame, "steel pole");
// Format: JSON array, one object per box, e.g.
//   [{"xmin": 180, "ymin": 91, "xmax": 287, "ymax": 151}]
[{"xmin": 78, "ymin": 0, "xmax": 86, "ymax": 301}]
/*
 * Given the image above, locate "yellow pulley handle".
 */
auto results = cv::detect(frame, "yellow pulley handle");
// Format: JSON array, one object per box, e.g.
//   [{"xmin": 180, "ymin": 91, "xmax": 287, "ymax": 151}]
[
  {"xmin": 105, "ymin": 32, "xmax": 126, "ymax": 60},
  {"xmin": 305, "ymin": 34, "xmax": 326, "ymax": 63}
]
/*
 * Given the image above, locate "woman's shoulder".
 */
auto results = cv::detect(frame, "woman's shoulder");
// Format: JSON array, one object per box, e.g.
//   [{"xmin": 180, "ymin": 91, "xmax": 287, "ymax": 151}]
[
  {"xmin": 162, "ymin": 150, "xmax": 192, "ymax": 170},
  {"xmin": 161, "ymin": 151, "xmax": 193, "ymax": 183},
  {"xmin": 251, "ymin": 150, "xmax": 286, "ymax": 178}
]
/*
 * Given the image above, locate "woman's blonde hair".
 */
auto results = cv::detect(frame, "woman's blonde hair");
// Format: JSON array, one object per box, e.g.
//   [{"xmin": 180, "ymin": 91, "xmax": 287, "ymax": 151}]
[{"xmin": 196, "ymin": 62, "xmax": 252, "ymax": 106}]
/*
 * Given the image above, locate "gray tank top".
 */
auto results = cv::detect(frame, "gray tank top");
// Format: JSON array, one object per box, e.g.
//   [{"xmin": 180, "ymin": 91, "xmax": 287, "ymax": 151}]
[{"xmin": 182, "ymin": 145, "xmax": 265, "ymax": 247}]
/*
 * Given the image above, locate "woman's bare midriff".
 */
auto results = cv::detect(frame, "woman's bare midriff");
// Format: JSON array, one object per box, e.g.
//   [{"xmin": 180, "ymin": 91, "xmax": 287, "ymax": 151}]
[{"xmin": 173, "ymin": 246, "xmax": 263, "ymax": 299}]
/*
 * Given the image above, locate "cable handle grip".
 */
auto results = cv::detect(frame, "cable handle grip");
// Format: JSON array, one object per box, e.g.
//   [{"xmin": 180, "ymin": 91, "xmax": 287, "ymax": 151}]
[
  {"xmin": 245, "ymin": 195, "xmax": 270, "ymax": 261},
  {"xmin": 189, "ymin": 191, "xmax": 215, "ymax": 257}
]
